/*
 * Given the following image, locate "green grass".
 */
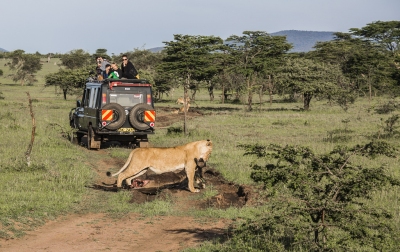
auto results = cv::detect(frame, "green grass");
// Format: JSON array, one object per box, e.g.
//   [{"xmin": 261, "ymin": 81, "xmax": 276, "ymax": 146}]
[{"xmin": 0, "ymin": 68, "xmax": 399, "ymax": 245}]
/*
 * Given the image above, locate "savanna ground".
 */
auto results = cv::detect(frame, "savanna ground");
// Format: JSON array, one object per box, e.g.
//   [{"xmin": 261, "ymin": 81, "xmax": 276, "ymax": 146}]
[
  {"xmin": 0, "ymin": 61, "xmax": 399, "ymax": 251},
  {"xmin": 0, "ymin": 106, "xmax": 257, "ymax": 252}
]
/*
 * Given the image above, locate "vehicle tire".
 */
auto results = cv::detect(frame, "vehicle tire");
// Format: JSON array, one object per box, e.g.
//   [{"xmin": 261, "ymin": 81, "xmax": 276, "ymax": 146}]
[
  {"xmin": 76, "ymin": 132, "xmax": 84, "ymax": 144},
  {"xmin": 102, "ymin": 103, "xmax": 126, "ymax": 130},
  {"xmin": 87, "ymin": 126, "xmax": 93, "ymax": 150},
  {"xmin": 129, "ymin": 104, "xmax": 154, "ymax": 131}
]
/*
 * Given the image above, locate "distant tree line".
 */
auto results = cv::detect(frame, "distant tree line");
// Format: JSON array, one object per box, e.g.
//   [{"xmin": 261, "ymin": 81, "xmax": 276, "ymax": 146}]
[{"xmin": 1, "ymin": 21, "xmax": 399, "ymax": 110}]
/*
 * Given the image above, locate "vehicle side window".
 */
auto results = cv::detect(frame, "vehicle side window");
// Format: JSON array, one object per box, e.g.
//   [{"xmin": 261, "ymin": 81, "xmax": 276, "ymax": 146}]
[
  {"xmin": 89, "ymin": 88, "xmax": 96, "ymax": 108},
  {"xmin": 83, "ymin": 88, "xmax": 91, "ymax": 107}
]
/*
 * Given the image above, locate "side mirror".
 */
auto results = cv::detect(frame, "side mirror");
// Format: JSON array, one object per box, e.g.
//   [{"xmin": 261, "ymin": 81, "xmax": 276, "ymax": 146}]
[{"xmin": 76, "ymin": 100, "xmax": 82, "ymax": 107}]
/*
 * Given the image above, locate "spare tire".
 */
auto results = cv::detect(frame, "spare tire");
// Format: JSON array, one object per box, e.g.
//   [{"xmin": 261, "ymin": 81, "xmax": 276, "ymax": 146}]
[
  {"xmin": 102, "ymin": 103, "xmax": 126, "ymax": 130},
  {"xmin": 129, "ymin": 104, "xmax": 154, "ymax": 130}
]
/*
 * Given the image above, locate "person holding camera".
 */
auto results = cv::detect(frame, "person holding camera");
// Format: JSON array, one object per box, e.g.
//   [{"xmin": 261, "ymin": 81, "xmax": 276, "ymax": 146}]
[{"xmin": 96, "ymin": 56, "xmax": 110, "ymax": 72}]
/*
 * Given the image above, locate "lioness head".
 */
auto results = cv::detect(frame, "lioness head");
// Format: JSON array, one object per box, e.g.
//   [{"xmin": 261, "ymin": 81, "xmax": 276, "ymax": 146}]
[{"xmin": 200, "ymin": 139, "xmax": 212, "ymax": 161}]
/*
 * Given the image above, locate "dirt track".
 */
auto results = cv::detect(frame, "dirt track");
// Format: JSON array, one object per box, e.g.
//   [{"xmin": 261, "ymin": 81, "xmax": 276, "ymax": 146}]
[{"xmin": 0, "ymin": 107, "xmax": 255, "ymax": 252}]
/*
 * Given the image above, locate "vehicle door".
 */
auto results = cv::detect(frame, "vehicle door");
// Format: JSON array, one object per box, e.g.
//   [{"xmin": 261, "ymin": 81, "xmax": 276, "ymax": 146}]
[
  {"xmin": 82, "ymin": 85, "xmax": 101, "ymax": 130},
  {"xmin": 72, "ymin": 89, "xmax": 86, "ymax": 129}
]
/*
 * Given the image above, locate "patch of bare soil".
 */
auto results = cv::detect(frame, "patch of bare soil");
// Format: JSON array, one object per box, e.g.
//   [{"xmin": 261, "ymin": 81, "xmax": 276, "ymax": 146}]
[
  {"xmin": 154, "ymin": 106, "xmax": 205, "ymax": 128},
  {"xmin": 0, "ymin": 107, "xmax": 257, "ymax": 252}
]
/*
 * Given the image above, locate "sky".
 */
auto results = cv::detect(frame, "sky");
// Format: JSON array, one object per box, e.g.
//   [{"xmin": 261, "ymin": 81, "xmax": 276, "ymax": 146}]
[{"xmin": 1, "ymin": 0, "xmax": 399, "ymax": 55}]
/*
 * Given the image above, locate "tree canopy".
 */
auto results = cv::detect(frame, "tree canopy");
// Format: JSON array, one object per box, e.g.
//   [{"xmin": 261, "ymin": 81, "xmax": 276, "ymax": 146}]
[
  {"xmin": 6, "ymin": 50, "xmax": 42, "ymax": 85},
  {"xmin": 233, "ymin": 142, "xmax": 400, "ymax": 251},
  {"xmin": 226, "ymin": 31, "xmax": 292, "ymax": 110}
]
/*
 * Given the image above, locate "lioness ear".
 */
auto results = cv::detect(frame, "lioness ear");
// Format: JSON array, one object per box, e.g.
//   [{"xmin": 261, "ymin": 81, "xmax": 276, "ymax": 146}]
[{"xmin": 206, "ymin": 140, "xmax": 212, "ymax": 146}]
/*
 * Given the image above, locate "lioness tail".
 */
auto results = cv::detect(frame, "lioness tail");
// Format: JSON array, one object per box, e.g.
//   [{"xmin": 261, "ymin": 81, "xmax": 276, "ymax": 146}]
[{"xmin": 105, "ymin": 150, "xmax": 135, "ymax": 178}]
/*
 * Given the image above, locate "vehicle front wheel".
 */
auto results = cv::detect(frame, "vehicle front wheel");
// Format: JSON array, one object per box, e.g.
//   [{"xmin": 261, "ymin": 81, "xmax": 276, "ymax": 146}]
[{"xmin": 87, "ymin": 126, "xmax": 93, "ymax": 150}]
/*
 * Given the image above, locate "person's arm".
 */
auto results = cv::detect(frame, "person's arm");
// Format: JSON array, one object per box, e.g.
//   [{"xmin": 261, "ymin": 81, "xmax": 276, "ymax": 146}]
[{"xmin": 128, "ymin": 62, "xmax": 138, "ymax": 77}]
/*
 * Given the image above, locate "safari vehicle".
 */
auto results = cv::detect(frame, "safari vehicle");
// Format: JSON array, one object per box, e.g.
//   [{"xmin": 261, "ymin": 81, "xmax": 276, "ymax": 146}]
[{"xmin": 69, "ymin": 78, "xmax": 156, "ymax": 149}]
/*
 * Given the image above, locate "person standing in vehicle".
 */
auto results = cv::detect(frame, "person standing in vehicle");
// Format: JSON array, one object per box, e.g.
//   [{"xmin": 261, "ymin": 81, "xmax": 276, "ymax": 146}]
[
  {"xmin": 121, "ymin": 55, "xmax": 139, "ymax": 79},
  {"xmin": 96, "ymin": 56, "xmax": 110, "ymax": 80},
  {"xmin": 96, "ymin": 56, "xmax": 109, "ymax": 72},
  {"xmin": 108, "ymin": 62, "xmax": 122, "ymax": 79}
]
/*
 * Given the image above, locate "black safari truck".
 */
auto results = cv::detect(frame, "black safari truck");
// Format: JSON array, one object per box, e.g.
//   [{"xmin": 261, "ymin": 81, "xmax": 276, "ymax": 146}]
[{"xmin": 69, "ymin": 78, "xmax": 156, "ymax": 149}]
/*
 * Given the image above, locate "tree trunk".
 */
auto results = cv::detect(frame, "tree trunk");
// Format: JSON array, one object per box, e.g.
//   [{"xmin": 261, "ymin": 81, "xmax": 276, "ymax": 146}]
[
  {"xmin": 184, "ymin": 75, "xmax": 190, "ymax": 135},
  {"xmin": 208, "ymin": 81, "xmax": 214, "ymax": 101},
  {"xmin": 63, "ymin": 89, "xmax": 67, "ymax": 100},
  {"xmin": 268, "ymin": 75, "xmax": 273, "ymax": 105},
  {"xmin": 368, "ymin": 72, "xmax": 372, "ymax": 101},
  {"xmin": 303, "ymin": 92, "xmax": 312, "ymax": 110},
  {"xmin": 259, "ymin": 85, "xmax": 263, "ymax": 111},
  {"xmin": 247, "ymin": 78, "xmax": 253, "ymax": 111}
]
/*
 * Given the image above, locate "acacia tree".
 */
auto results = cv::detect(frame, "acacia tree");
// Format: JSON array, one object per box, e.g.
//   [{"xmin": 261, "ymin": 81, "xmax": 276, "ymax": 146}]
[
  {"xmin": 312, "ymin": 33, "xmax": 394, "ymax": 99},
  {"xmin": 232, "ymin": 142, "xmax": 400, "ymax": 251},
  {"xmin": 7, "ymin": 50, "xmax": 42, "ymax": 85},
  {"xmin": 46, "ymin": 49, "xmax": 93, "ymax": 99},
  {"xmin": 157, "ymin": 34, "xmax": 223, "ymax": 134},
  {"xmin": 60, "ymin": 49, "xmax": 92, "ymax": 69},
  {"xmin": 277, "ymin": 57, "xmax": 351, "ymax": 110},
  {"xmin": 211, "ymin": 46, "xmax": 241, "ymax": 103},
  {"xmin": 45, "ymin": 66, "xmax": 92, "ymax": 100},
  {"xmin": 226, "ymin": 31, "xmax": 292, "ymax": 111},
  {"xmin": 350, "ymin": 21, "xmax": 400, "ymax": 56},
  {"xmin": 350, "ymin": 21, "xmax": 400, "ymax": 93}
]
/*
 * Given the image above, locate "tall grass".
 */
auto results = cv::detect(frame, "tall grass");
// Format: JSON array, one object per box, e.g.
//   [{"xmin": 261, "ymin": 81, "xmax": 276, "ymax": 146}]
[{"xmin": 0, "ymin": 83, "xmax": 93, "ymax": 238}]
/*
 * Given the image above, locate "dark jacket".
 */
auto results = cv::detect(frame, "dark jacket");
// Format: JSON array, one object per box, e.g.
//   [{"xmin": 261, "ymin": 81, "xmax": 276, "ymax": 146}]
[{"xmin": 121, "ymin": 60, "xmax": 138, "ymax": 79}]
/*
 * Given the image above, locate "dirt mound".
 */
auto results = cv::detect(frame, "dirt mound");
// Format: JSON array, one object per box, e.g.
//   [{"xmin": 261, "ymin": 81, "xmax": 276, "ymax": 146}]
[
  {"xmin": 95, "ymin": 166, "xmax": 254, "ymax": 210},
  {"xmin": 128, "ymin": 167, "xmax": 252, "ymax": 209}
]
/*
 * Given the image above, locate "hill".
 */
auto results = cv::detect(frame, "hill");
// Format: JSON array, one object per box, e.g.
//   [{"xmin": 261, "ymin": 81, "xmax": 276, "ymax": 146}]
[
  {"xmin": 270, "ymin": 30, "xmax": 335, "ymax": 52},
  {"xmin": 0, "ymin": 48, "xmax": 8, "ymax": 53}
]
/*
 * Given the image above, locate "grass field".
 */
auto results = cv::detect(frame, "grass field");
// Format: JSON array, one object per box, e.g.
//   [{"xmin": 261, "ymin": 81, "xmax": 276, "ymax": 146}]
[{"xmin": 0, "ymin": 61, "xmax": 399, "ymax": 247}]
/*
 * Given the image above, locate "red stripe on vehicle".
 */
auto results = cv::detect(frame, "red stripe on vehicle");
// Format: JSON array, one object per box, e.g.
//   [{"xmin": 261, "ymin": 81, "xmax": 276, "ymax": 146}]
[
  {"xmin": 144, "ymin": 110, "xmax": 155, "ymax": 122},
  {"xmin": 102, "ymin": 110, "xmax": 113, "ymax": 121}
]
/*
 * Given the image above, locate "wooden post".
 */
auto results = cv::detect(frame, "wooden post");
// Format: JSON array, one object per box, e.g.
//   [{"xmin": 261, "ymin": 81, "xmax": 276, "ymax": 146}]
[{"xmin": 25, "ymin": 92, "xmax": 36, "ymax": 167}]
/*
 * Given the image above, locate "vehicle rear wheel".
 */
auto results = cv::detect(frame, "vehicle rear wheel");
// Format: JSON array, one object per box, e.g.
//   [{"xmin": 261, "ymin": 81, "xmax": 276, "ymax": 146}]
[
  {"xmin": 129, "ymin": 104, "xmax": 154, "ymax": 131},
  {"xmin": 102, "ymin": 103, "xmax": 126, "ymax": 130}
]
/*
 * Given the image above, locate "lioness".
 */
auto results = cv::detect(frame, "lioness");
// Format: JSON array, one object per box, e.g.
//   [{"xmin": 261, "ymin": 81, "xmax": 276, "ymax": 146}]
[
  {"xmin": 176, "ymin": 97, "xmax": 190, "ymax": 104},
  {"xmin": 107, "ymin": 140, "xmax": 212, "ymax": 192}
]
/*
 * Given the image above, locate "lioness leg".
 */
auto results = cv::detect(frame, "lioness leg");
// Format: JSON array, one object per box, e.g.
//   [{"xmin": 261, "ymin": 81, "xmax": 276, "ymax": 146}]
[{"xmin": 186, "ymin": 162, "xmax": 200, "ymax": 193}]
